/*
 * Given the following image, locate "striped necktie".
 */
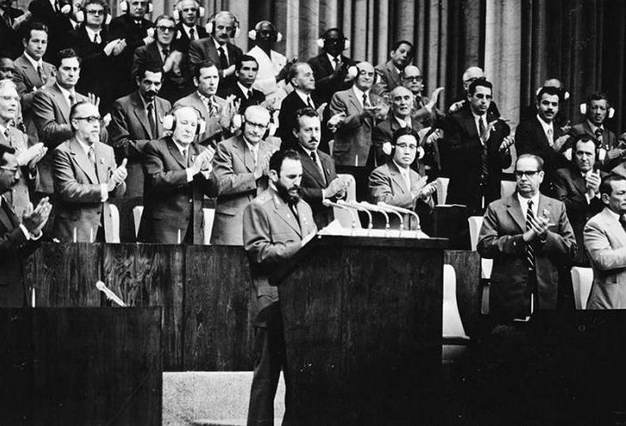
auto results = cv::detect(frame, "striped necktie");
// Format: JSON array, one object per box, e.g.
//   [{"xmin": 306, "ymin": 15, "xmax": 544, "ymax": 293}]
[{"xmin": 525, "ymin": 200, "xmax": 536, "ymax": 270}]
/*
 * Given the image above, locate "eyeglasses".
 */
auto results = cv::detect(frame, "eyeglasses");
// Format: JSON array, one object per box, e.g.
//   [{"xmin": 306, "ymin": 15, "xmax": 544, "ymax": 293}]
[
  {"xmin": 74, "ymin": 115, "xmax": 101, "ymax": 123},
  {"xmin": 514, "ymin": 170, "xmax": 540, "ymax": 178},
  {"xmin": 86, "ymin": 9, "xmax": 105, "ymax": 15},
  {"xmin": 156, "ymin": 26, "xmax": 176, "ymax": 32},
  {"xmin": 396, "ymin": 143, "xmax": 418, "ymax": 150},
  {"xmin": 245, "ymin": 121, "xmax": 268, "ymax": 130},
  {"xmin": 181, "ymin": 7, "xmax": 198, "ymax": 12},
  {"xmin": 403, "ymin": 76, "xmax": 423, "ymax": 82}
]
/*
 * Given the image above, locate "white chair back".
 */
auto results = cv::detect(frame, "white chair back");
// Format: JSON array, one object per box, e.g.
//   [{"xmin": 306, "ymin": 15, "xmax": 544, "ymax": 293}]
[
  {"xmin": 443, "ymin": 264, "xmax": 469, "ymax": 340},
  {"xmin": 571, "ymin": 267, "xmax": 593, "ymax": 310},
  {"xmin": 203, "ymin": 208, "xmax": 216, "ymax": 245},
  {"xmin": 108, "ymin": 204, "xmax": 120, "ymax": 243},
  {"xmin": 468, "ymin": 216, "xmax": 483, "ymax": 251},
  {"xmin": 132, "ymin": 205, "xmax": 144, "ymax": 238},
  {"xmin": 501, "ymin": 180, "xmax": 516, "ymax": 199},
  {"xmin": 334, "ymin": 174, "xmax": 361, "ymax": 229},
  {"xmin": 434, "ymin": 177, "xmax": 449, "ymax": 205}
]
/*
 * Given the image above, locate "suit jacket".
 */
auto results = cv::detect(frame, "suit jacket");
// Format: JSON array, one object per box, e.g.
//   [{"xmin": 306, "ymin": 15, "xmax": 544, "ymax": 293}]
[
  {"xmin": 0, "ymin": 126, "xmax": 38, "ymax": 218},
  {"xmin": 0, "ymin": 7, "xmax": 24, "ymax": 59},
  {"xmin": 584, "ymin": 208, "xmax": 626, "ymax": 309},
  {"xmin": 70, "ymin": 25, "xmax": 115, "ymax": 111},
  {"xmin": 307, "ymin": 53, "xmax": 356, "ymax": 105},
  {"xmin": 28, "ymin": 0, "xmax": 74, "ymax": 63},
  {"xmin": 32, "ymin": 84, "xmax": 95, "ymax": 194},
  {"xmin": 373, "ymin": 60, "xmax": 401, "ymax": 96},
  {"xmin": 242, "ymin": 186, "xmax": 316, "ymax": 326},
  {"xmin": 0, "ymin": 198, "xmax": 41, "ymax": 307},
  {"xmin": 175, "ymin": 23, "xmax": 207, "ymax": 53},
  {"xmin": 477, "ymin": 193, "xmax": 576, "ymax": 320},
  {"xmin": 138, "ymin": 136, "xmax": 214, "ymax": 244},
  {"xmin": 368, "ymin": 161, "xmax": 429, "ymax": 230},
  {"xmin": 221, "ymin": 83, "xmax": 265, "ymax": 114},
  {"xmin": 173, "ymin": 91, "xmax": 227, "ymax": 145},
  {"xmin": 371, "ymin": 114, "xmax": 440, "ymax": 175},
  {"xmin": 445, "ymin": 106, "xmax": 511, "ymax": 214},
  {"xmin": 569, "ymin": 120, "xmax": 620, "ymax": 171},
  {"xmin": 553, "ymin": 166, "xmax": 603, "ymax": 265},
  {"xmin": 107, "ymin": 14, "xmax": 153, "ymax": 101},
  {"xmin": 108, "ymin": 91, "xmax": 171, "ymax": 197},
  {"xmin": 13, "ymin": 54, "xmax": 56, "ymax": 144},
  {"xmin": 329, "ymin": 88, "xmax": 383, "ymax": 167},
  {"xmin": 277, "ymin": 90, "xmax": 324, "ymax": 150},
  {"xmin": 52, "ymin": 138, "xmax": 125, "ymax": 242},
  {"xmin": 132, "ymin": 41, "xmax": 191, "ymax": 103},
  {"xmin": 209, "ymin": 134, "xmax": 279, "ymax": 245},
  {"xmin": 187, "ymin": 37, "xmax": 243, "ymax": 97},
  {"xmin": 295, "ymin": 144, "xmax": 338, "ymax": 229}
]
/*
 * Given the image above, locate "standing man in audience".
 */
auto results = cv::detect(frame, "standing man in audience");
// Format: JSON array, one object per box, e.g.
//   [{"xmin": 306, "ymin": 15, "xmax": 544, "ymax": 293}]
[
  {"xmin": 478, "ymin": 154, "xmax": 575, "ymax": 321},
  {"xmin": 138, "ymin": 106, "xmax": 215, "ymax": 244},
  {"xmin": 330, "ymin": 61, "xmax": 387, "ymax": 167},
  {"xmin": 32, "ymin": 48, "xmax": 100, "ymax": 198},
  {"xmin": 107, "ymin": 0, "xmax": 154, "ymax": 102},
  {"xmin": 0, "ymin": 0, "xmax": 27, "ymax": 59},
  {"xmin": 448, "ymin": 66, "xmax": 500, "ymax": 117},
  {"xmin": 570, "ymin": 92, "xmax": 620, "ymax": 172},
  {"xmin": 174, "ymin": 59, "xmax": 236, "ymax": 147},
  {"xmin": 0, "ymin": 79, "xmax": 45, "ymax": 218},
  {"xmin": 0, "ymin": 144, "xmax": 52, "ymax": 307},
  {"xmin": 246, "ymin": 20, "xmax": 288, "ymax": 100},
  {"xmin": 14, "ymin": 22, "xmax": 56, "ymax": 145},
  {"xmin": 173, "ymin": 0, "xmax": 207, "ymax": 54},
  {"xmin": 368, "ymin": 127, "xmax": 435, "ymax": 230},
  {"xmin": 371, "ymin": 85, "xmax": 440, "ymax": 176},
  {"xmin": 243, "ymin": 148, "xmax": 316, "ymax": 426},
  {"xmin": 108, "ymin": 64, "xmax": 170, "ymax": 197},
  {"xmin": 52, "ymin": 101, "xmax": 126, "ymax": 242},
  {"xmin": 28, "ymin": 0, "xmax": 73, "ymax": 63},
  {"xmin": 515, "ymin": 86, "xmax": 570, "ymax": 194},
  {"xmin": 373, "ymin": 40, "xmax": 413, "ymax": 96},
  {"xmin": 188, "ymin": 10, "xmax": 243, "ymax": 97},
  {"xmin": 133, "ymin": 14, "xmax": 188, "ymax": 103},
  {"xmin": 308, "ymin": 28, "xmax": 356, "ymax": 105},
  {"xmin": 445, "ymin": 79, "xmax": 512, "ymax": 215},
  {"xmin": 292, "ymin": 107, "xmax": 345, "ymax": 229},
  {"xmin": 210, "ymin": 105, "xmax": 278, "ymax": 245},
  {"xmin": 553, "ymin": 135, "xmax": 603, "ymax": 266},
  {"xmin": 221, "ymin": 55, "xmax": 265, "ymax": 114},
  {"xmin": 584, "ymin": 174, "xmax": 626, "ymax": 309},
  {"xmin": 400, "ymin": 65, "xmax": 444, "ymax": 127}
]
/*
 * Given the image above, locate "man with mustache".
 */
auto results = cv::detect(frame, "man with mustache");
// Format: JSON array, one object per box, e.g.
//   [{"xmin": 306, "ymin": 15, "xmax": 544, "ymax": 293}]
[
  {"xmin": 188, "ymin": 10, "xmax": 243, "ymax": 98},
  {"xmin": 373, "ymin": 40, "xmax": 414, "ymax": 96},
  {"xmin": 515, "ymin": 86, "xmax": 571, "ymax": 194},
  {"xmin": 108, "ymin": 64, "xmax": 171, "ymax": 198},
  {"xmin": 243, "ymin": 148, "xmax": 316, "ymax": 426}
]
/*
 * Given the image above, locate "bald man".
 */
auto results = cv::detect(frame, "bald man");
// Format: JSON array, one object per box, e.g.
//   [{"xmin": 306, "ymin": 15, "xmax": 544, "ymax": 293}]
[
  {"xmin": 329, "ymin": 61, "xmax": 387, "ymax": 167},
  {"xmin": 448, "ymin": 66, "xmax": 500, "ymax": 117}
]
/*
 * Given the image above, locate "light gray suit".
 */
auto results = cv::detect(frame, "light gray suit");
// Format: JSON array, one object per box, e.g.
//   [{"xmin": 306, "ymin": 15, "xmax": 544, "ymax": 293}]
[
  {"xmin": 210, "ymin": 134, "xmax": 279, "ymax": 245},
  {"xmin": 174, "ymin": 91, "xmax": 227, "ymax": 145},
  {"xmin": 584, "ymin": 207, "xmax": 626, "ymax": 309},
  {"xmin": 0, "ymin": 126, "xmax": 38, "ymax": 218},
  {"xmin": 52, "ymin": 137, "xmax": 125, "ymax": 242}
]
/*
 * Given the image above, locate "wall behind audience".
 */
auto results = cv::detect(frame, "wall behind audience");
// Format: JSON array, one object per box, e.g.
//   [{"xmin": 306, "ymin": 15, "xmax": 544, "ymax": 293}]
[{"xmin": 13, "ymin": 0, "xmax": 625, "ymax": 133}]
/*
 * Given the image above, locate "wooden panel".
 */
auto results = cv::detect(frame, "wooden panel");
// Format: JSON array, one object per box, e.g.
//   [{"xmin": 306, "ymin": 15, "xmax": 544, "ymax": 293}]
[
  {"xmin": 0, "ymin": 307, "xmax": 162, "ymax": 426},
  {"xmin": 183, "ymin": 245, "xmax": 253, "ymax": 370},
  {"xmin": 31, "ymin": 243, "xmax": 102, "ymax": 307},
  {"xmin": 278, "ymin": 236, "xmax": 443, "ymax": 425},
  {"xmin": 103, "ymin": 243, "xmax": 185, "ymax": 370},
  {"xmin": 444, "ymin": 250, "xmax": 481, "ymax": 337}
]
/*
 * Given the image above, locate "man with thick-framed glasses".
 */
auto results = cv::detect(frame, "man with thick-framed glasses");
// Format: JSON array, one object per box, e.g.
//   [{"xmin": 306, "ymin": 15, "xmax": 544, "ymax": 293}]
[{"xmin": 478, "ymin": 153, "xmax": 575, "ymax": 321}]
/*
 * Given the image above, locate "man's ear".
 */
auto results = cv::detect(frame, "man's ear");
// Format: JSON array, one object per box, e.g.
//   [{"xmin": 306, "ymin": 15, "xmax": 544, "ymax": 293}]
[
  {"xmin": 601, "ymin": 193, "xmax": 610, "ymax": 205},
  {"xmin": 292, "ymin": 128, "xmax": 298, "ymax": 139},
  {"xmin": 268, "ymin": 169, "xmax": 278, "ymax": 182},
  {"xmin": 193, "ymin": 76, "xmax": 199, "ymax": 87}
]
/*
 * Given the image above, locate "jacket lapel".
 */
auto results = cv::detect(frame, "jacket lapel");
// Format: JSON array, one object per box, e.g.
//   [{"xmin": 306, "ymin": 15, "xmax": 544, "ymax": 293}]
[
  {"xmin": 505, "ymin": 194, "xmax": 526, "ymax": 231},
  {"xmin": 69, "ymin": 138, "xmax": 98, "ymax": 184},
  {"xmin": 93, "ymin": 143, "xmax": 108, "ymax": 183},
  {"xmin": 51, "ymin": 85, "xmax": 71, "ymax": 122},
  {"xmin": 389, "ymin": 162, "xmax": 409, "ymax": 194},
  {"xmin": 299, "ymin": 147, "xmax": 326, "ymax": 186},
  {"xmin": 132, "ymin": 93, "xmax": 152, "ymax": 138},
  {"xmin": 166, "ymin": 138, "xmax": 187, "ymax": 168},
  {"xmin": 272, "ymin": 192, "xmax": 302, "ymax": 236}
]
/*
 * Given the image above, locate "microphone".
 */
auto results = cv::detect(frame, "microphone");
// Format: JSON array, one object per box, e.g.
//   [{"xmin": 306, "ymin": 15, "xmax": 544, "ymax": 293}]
[
  {"xmin": 360, "ymin": 201, "xmax": 402, "ymax": 231},
  {"xmin": 356, "ymin": 201, "xmax": 390, "ymax": 230},
  {"xmin": 377, "ymin": 201, "xmax": 421, "ymax": 231},
  {"xmin": 96, "ymin": 281, "xmax": 127, "ymax": 307},
  {"xmin": 337, "ymin": 200, "xmax": 372, "ymax": 229},
  {"xmin": 322, "ymin": 199, "xmax": 358, "ymax": 229}
]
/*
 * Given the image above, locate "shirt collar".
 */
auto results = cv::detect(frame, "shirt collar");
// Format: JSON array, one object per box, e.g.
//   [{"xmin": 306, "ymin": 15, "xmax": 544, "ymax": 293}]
[
  {"xmin": 536, "ymin": 114, "xmax": 554, "ymax": 133},
  {"xmin": 85, "ymin": 26, "xmax": 100, "ymax": 41},
  {"xmin": 326, "ymin": 53, "xmax": 340, "ymax": 66},
  {"xmin": 295, "ymin": 89, "xmax": 311, "ymax": 105},
  {"xmin": 244, "ymin": 138, "xmax": 259, "ymax": 153},
  {"xmin": 237, "ymin": 82, "xmax": 252, "ymax": 97},
  {"xmin": 172, "ymin": 139, "xmax": 190, "ymax": 156},
  {"xmin": 197, "ymin": 91, "xmax": 215, "ymax": 106},
  {"xmin": 394, "ymin": 115, "xmax": 410, "ymax": 128},
  {"xmin": 517, "ymin": 192, "xmax": 540, "ymax": 210},
  {"xmin": 352, "ymin": 85, "xmax": 369, "ymax": 103},
  {"xmin": 75, "ymin": 136, "xmax": 94, "ymax": 156},
  {"xmin": 24, "ymin": 51, "xmax": 42, "ymax": 70},
  {"xmin": 586, "ymin": 119, "xmax": 604, "ymax": 133},
  {"xmin": 56, "ymin": 82, "xmax": 75, "ymax": 101},
  {"xmin": 393, "ymin": 160, "xmax": 411, "ymax": 174},
  {"xmin": 213, "ymin": 37, "xmax": 226, "ymax": 50}
]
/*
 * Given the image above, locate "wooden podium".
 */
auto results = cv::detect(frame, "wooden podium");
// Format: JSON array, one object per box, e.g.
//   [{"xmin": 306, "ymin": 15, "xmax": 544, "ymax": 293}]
[
  {"xmin": 275, "ymin": 235, "xmax": 447, "ymax": 425},
  {"xmin": 0, "ymin": 307, "xmax": 162, "ymax": 425}
]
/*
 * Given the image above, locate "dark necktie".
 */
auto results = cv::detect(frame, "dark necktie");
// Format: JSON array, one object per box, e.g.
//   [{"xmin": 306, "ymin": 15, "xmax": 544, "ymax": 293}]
[
  {"xmin": 162, "ymin": 47, "xmax": 170, "ymax": 61},
  {"xmin": 525, "ymin": 200, "xmax": 536, "ymax": 270},
  {"xmin": 94, "ymin": 32, "xmax": 101, "ymax": 44},
  {"xmin": 479, "ymin": 117, "xmax": 488, "ymax": 184},
  {"xmin": 146, "ymin": 102, "xmax": 157, "ymax": 138},
  {"xmin": 362, "ymin": 93, "xmax": 371, "ymax": 108},
  {"xmin": 189, "ymin": 27, "xmax": 195, "ymax": 40},
  {"xmin": 306, "ymin": 96, "xmax": 314, "ymax": 109},
  {"xmin": 619, "ymin": 214, "xmax": 626, "ymax": 232},
  {"xmin": 310, "ymin": 151, "xmax": 325, "ymax": 184},
  {"xmin": 68, "ymin": 92, "xmax": 76, "ymax": 106},
  {"xmin": 289, "ymin": 203, "xmax": 300, "ymax": 227},
  {"xmin": 595, "ymin": 128, "xmax": 603, "ymax": 147},
  {"xmin": 2, "ymin": 127, "xmax": 8, "ymax": 141},
  {"xmin": 218, "ymin": 46, "xmax": 228, "ymax": 69},
  {"xmin": 332, "ymin": 57, "xmax": 339, "ymax": 70},
  {"xmin": 37, "ymin": 64, "xmax": 45, "ymax": 84},
  {"xmin": 4, "ymin": 12, "xmax": 13, "ymax": 29},
  {"xmin": 247, "ymin": 90, "xmax": 253, "ymax": 100}
]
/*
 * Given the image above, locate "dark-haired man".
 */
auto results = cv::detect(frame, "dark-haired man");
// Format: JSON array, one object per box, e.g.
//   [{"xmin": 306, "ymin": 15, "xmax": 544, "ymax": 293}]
[
  {"xmin": 108, "ymin": 65, "xmax": 170, "ymax": 197},
  {"xmin": 0, "ymin": 0, "xmax": 27, "ymax": 59},
  {"xmin": 373, "ymin": 40, "xmax": 414, "ymax": 96},
  {"xmin": 584, "ymin": 174, "xmax": 626, "ymax": 309},
  {"xmin": 221, "ymin": 55, "xmax": 265, "ymax": 113},
  {"xmin": 52, "ymin": 101, "xmax": 126, "ymax": 242},
  {"xmin": 243, "ymin": 148, "xmax": 316, "ymax": 426},
  {"xmin": 478, "ymin": 154, "xmax": 575, "ymax": 321},
  {"xmin": 28, "ymin": 0, "xmax": 74, "ymax": 63}
]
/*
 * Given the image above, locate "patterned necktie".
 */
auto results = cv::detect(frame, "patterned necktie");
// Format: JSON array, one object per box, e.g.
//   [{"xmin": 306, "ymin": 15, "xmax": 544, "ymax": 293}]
[
  {"xmin": 68, "ymin": 92, "xmax": 76, "ymax": 106},
  {"xmin": 362, "ymin": 93, "xmax": 371, "ymax": 108},
  {"xmin": 94, "ymin": 32, "xmax": 101, "ymax": 44},
  {"xmin": 37, "ymin": 64, "xmax": 45, "ymax": 84},
  {"xmin": 88, "ymin": 146, "xmax": 95, "ymax": 164},
  {"xmin": 595, "ymin": 128, "xmax": 603, "ymax": 147},
  {"xmin": 306, "ymin": 96, "xmax": 314, "ymax": 109},
  {"xmin": 146, "ymin": 102, "xmax": 157, "ymax": 138},
  {"xmin": 479, "ymin": 117, "xmax": 488, "ymax": 184},
  {"xmin": 310, "ymin": 151, "xmax": 325, "ymax": 183},
  {"xmin": 525, "ymin": 200, "xmax": 536, "ymax": 270},
  {"xmin": 189, "ymin": 27, "xmax": 195, "ymax": 40},
  {"xmin": 546, "ymin": 127, "xmax": 554, "ymax": 146},
  {"xmin": 218, "ymin": 46, "xmax": 228, "ymax": 69}
]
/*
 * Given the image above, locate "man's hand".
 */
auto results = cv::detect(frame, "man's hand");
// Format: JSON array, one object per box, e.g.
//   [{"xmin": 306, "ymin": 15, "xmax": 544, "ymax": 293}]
[
  {"xmin": 223, "ymin": 64, "xmax": 236, "ymax": 77},
  {"xmin": 101, "ymin": 113, "xmax": 112, "ymax": 128},
  {"xmin": 327, "ymin": 112, "xmax": 346, "ymax": 132},
  {"xmin": 323, "ymin": 177, "xmax": 347, "ymax": 199},
  {"xmin": 107, "ymin": 158, "xmax": 127, "ymax": 192},
  {"xmin": 103, "ymin": 39, "xmax": 121, "ymax": 56},
  {"xmin": 219, "ymin": 95, "xmax": 239, "ymax": 129},
  {"xmin": 143, "ymin": 28, "xmax": 155, "ymax": 45},
  {"xmin": 16, "ymin": 143, "xmax": 46, "ymax": 168},
  {"xmin": 585, "ymin": 170, "xmax": 601, "ymax": 195},
  {"xmin": 553, "ymin": 135, "xmax": 570, "ymax": 152},
  {"xmin": 190, "ymin": 149, "xmax": 214, "ymax": 176},
  {"xmin": 112, "ymin": 39, "xmax": 127, "ymax": 56},
  {"xmin": 316, "ymin": 102, "xmax": 327, "ymax": 118},
  {"xmin": 254, "ymin": 149, "xmax": 274, "ymax": 180},
  {"xmin": 21, "ymin": 197, "xmax": 52, "ymax": 236},
  {"xmin": 11, "ymin": 11, "xmax": 31, "ymax": 30},
  {"xmin": 499, "ymin": 135, "xmax": 515, "ymax": 151},
  {"xmin": 276, "ymin": 57, "xmax": 297, "ymax": 82},
  {"xmin": 425, "ymin": 87, "xmax": 444, "ymax": 112},
  {"xmin": 522, "ymin": 213, "xmax": 549, "ymax": 242},
  {"xmin": 87, "ymin": 93, "xmax": 100, "ymax": 108}
]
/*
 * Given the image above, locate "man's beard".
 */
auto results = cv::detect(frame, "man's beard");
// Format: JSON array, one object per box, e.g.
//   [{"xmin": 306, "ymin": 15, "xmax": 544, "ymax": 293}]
[{"xmin": 276, "ymin": 181, "xmax": 300, "ymax": 205}]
